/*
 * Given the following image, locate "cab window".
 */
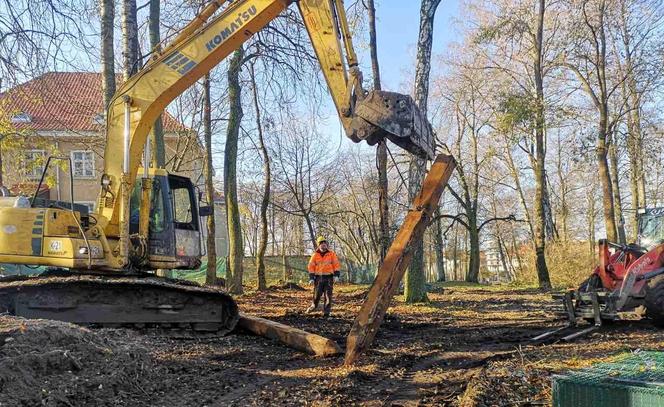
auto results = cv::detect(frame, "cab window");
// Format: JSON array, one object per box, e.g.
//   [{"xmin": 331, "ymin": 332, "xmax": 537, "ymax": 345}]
[
  {"xmin": 169, "ymin": 176, "xmax": 198, "ymax": 231},
  {"xmin": 129, "ymin": 179, "xmax": 166, "ymax": 234}
]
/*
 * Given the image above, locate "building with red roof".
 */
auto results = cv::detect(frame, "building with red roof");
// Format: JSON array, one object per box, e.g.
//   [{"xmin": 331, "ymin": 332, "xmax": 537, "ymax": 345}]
[{"xmin": 0, "ymin": 72, "xmax": 202, "ymax": 209}]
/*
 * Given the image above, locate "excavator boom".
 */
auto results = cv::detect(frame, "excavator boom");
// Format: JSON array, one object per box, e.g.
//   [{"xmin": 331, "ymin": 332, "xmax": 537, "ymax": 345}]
[
  {"xmin": 98, "ymin": 0, "xmax": 434, "ymax": 270},
  {"xmin": 0, "ymin": 0, "xmax": 437, "ymax": 334}
]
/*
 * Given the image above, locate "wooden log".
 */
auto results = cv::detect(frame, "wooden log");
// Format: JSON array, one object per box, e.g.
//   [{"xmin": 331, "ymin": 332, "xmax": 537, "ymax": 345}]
[
  {"xmin": 238, "ymin": 312, "xmax": 342, "ymax": 357},
  {"xmin": 344, "ymin": 154, "xmax": 456, "ymax": 365}
]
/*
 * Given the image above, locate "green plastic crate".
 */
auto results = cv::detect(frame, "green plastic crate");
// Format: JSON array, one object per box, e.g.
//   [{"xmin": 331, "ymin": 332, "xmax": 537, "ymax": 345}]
[{"xmin": 553, "ymin": 352, "xmax": 664, "ymax": 407}]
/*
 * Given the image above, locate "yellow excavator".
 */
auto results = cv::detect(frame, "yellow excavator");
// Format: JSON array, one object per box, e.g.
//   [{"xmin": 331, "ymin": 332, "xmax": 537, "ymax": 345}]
[{"xmin": 0, "ymin": 0, "xmax": 434, "ymax": 333}]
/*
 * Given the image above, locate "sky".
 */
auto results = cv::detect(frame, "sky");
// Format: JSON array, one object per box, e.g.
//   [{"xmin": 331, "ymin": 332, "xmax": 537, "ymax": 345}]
[
  {"xmin": 309, "ymin": 0, "xmax": 462, "ymax": 155},
  {"xmin": 371, "ymin": 1, "xmax": 461, "ymax": 91}
]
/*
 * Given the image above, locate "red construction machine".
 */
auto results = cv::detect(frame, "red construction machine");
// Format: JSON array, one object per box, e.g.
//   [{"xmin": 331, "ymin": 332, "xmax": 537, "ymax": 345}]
[{"xmin": 536, "ymin": 208, "xmax": 664, "ymax": 341}]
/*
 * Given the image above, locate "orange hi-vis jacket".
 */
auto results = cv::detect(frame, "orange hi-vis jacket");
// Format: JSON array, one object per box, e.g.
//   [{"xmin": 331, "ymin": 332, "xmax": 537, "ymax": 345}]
[{"xmin": 308, "ymin": 249, "xmax": 341, "ymax": 276}]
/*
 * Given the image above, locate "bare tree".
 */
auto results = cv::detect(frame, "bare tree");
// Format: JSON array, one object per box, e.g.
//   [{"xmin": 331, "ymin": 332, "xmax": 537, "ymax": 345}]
[
  {"xmin": 250, "ymin": 63, "xmax": 271, "ymax": 292},
  {"xmin": 561, "ymin": 0, "xmax": 620, "ymax": 243},
  {"xmin": 225, "ymin": 47, "xmax": 245, "ymax": 295},
  {"xmin": 405, "ymin": 0, "xmax": 442, "ymax": 303},
  {"xmin": 122, "ymin": 0, "xmax": 139, "ymax": 79},
  {"xmin": 100, "ymin": 0, "xmax": 115, "ymax": 111},
  {"xmin": 471, "ymin": 0, "xmax": 555, "ymax": 288},
  {"xmin": 270, "ymin": 116, "xmax": 337, "ymax": 249},
  {"xmin": 203, "ymin": 73, "xmax": 218, "ymax": 286},
  {"xmin": 149, "ymin": 0, "xmax": 165, "ymax": 167},
  {"xmin": 365, "ymin": 0, "xmax": 390, "ymax": 266},
  {"xmin": 532, "ymin": 0, "xmax": 552, "ymax": 289}
]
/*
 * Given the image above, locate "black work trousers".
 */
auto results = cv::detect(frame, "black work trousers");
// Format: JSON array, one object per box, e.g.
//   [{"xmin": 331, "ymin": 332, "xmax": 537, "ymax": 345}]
[{"xmin": 312, "ymin": 275, "xmax": 334, "ymax": 315}]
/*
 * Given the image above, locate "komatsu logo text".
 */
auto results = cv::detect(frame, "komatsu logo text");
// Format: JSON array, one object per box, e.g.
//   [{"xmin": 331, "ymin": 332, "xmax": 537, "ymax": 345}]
[
  {"xmin": 205, "ymin": 6, "xmax": 257, "ymax": 52},
  {"xmin": 163, "ymin": 51, "xmax": 197, "ymax": 75}
]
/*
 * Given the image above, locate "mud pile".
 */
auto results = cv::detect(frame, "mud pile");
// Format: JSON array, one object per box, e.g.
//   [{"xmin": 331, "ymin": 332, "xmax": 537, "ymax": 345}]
[{"xmin": 0, "ymin": 316, "xmax": 157, "ymax": 406}]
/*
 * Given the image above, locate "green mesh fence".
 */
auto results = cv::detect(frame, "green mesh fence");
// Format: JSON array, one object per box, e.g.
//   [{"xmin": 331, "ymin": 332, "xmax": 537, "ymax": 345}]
[
  {"xmin": 553, "ymin": 351, "xmax": 664, "ymax": 407},
  {"xmin": 0, "ymin": 263, "xmax": 46, "ymax": 276},
  {"xmin": 169, "ymin": 259, "xmax": 227, "ymax": 285},
  {"xmin": 167, "ymin": 256, "xmax": 312, "ymax": 286}
]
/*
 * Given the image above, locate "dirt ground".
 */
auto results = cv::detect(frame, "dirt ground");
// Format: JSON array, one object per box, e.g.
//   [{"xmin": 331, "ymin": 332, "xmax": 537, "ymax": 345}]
[{"xmin": 2, "ymin": 283, "xmax": 664, "ymax": 406}]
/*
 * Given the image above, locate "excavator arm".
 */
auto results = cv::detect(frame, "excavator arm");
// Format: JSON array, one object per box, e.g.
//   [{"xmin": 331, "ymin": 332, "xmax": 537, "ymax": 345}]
[
  {"xmin": 98, "ymin": 0, "xmax": 435, "ymax": 269},
  {"xmin": 0, "ymin": 0, "xmax": 446, "ymax": 340}
]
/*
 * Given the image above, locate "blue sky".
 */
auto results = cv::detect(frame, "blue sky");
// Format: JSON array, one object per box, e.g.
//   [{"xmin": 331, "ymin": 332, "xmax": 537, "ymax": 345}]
[
  {"xmin": 371, "ymin": 1, "xmax": 460, "ymax": 91},
  {"xmin": 311, "ymin": 1, "xmax": 462, "ymax": 153}
]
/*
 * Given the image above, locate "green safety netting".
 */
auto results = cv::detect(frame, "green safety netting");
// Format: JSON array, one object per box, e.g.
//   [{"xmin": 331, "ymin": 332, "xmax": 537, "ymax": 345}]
[
  {"xmin": 169, "ymin": 258, "xmax": 227, "ymax": 284},
  {"xmin": 553, "ymin": 351, "xmax": 664, "ymax": 407},
  {"xmin": 0, "ymin": 263, "xmax": 45, "ymax": 276}
]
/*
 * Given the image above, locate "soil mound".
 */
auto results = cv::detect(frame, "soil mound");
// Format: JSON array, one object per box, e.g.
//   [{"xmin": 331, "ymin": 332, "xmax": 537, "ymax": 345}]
[
  {"xmin": 269, "ymin": 282, "xmax": 306, "ymax": 291},
  {"xmin": 0, "ymin": 316, "xmax": 157, "ymax": 406}
]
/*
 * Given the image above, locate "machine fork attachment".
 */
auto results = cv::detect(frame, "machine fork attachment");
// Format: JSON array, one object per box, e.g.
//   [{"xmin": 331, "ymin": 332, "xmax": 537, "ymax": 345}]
[{"xmin": 532, "ymin": 291, "xmax": 604, "ymax": 343}]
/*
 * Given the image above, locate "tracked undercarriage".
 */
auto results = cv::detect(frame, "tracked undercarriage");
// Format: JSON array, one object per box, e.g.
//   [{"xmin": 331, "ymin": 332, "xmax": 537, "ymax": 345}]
[{"xmin": 0, "ymin": 273, "xmax": 239, "ymax": 334}]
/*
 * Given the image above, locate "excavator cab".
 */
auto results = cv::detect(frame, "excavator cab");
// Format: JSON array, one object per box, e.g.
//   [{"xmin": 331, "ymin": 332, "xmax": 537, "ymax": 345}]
[{"xmin": 129, "ymin": 169, "xmax": 208, "ymax": 270}]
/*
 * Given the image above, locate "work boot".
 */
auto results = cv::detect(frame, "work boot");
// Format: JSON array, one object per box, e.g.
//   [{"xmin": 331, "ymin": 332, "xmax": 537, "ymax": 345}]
[{"xmin": 305, "ymin": 304, "xmax": 316, "ymax": 314}]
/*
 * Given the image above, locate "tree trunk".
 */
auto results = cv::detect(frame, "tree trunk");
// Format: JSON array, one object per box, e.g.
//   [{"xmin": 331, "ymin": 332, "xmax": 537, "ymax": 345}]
[
  {"xmin": 434, "ymin": 207, "xmax": 445, "ymax": 282},
  {"xmin": 149, "ymin": 0, "xmax": 165, "ymax": 167},
  {"xmin": 224, "ymin": 48, "xmax": 244, "ymax": 295},
  {"xmin": 627, "ymin": 108, "xmax": 641, "ymax": 239},
  {"xmin": 100, "ymin": 0, "xmax": 115, "ymax": 111},
  {"xmin": 597, "ymin": 115, "xmax": 618, "ymax": 243},
  {"xmin": 497, "ymin": 234, "xmax": 509, "ymax": 282},
  {"xmin": 452, "ymin": 224, "xmax": 458, "ymax": 280},
  {"xmin": 609, "ymin": 136, "xmax": 626, "ymax": 244},
  {"xmin": 405, "ymin": 160, "xmax": 428, "ymax": 302},
  {"xmin": 555, "ymin": 137, "xmax": 569, "ymax": 241},
  {"xmin": 588, "ymin": 192, "xmax": 597, "ymax": 256},
  {"xmin": 504, "ymin": 137, "xmax": 535, "ymax": 239},
  {"xmin": 595, "ymin": 1, "xmax": 618, "ymax": 244},
  {"xmin": 620, "ymin": 2, "xmax": 646, "ymax": 239},
  {"xmin": 121, "ymin": 0, "xmax": 139, "ymax": 79},
  {"xmin": 203, "ymin": 74, "xmax": 217, "ymax": 286},
  {"xmin": 532, "ymin": 0, "xmax": 551, "ymax": 290},
  {"xmin": 510, "ymin": 225, "xmax": 524, "ymax": 277},
  {"xmin": 251, "ymin": 65, "xmax": 270, "ymax": 292},
  {"xmin": 281, "ymin": 219, "xmax": 289, "ymax": 282},
  {"xmin": 301, "ymin": 212, "xmax": 316, "ymax": 250},
  {"xmin": 366, "ymin": 0, "xmax": 390, "ymax": 266},
  {"xmin": 465, "ymin": 215, "xmax": 480, "ymax": 283},
  {"xmin": 405, "ymin": 0, "xmax": 441, "ymax": 303}
]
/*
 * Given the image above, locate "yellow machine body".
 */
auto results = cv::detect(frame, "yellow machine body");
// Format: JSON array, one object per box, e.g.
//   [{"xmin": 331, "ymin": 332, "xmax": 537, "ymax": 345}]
[
  {"xmin": 0, "ymin": 206, "xmax": 105, "ymax": 269},
  {"xmin": 0, "ymin": 0, "xmax": 435, "ymax": 333}
]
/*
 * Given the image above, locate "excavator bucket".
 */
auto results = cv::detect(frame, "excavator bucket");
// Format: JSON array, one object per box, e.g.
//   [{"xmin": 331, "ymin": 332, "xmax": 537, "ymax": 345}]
[{"xmin": 352, "ymin": 90, "xmax": 435, "ymax": 160}]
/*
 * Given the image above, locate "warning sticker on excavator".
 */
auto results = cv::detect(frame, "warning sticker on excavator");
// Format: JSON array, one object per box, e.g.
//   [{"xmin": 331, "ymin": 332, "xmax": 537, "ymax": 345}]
[
  {"xmin": 163, "ymin": 51, "xmax": 197, "ymax": 76},
  {"xmin": 49, "ymin": 240, "xmax": 62, "ymax": 252}
]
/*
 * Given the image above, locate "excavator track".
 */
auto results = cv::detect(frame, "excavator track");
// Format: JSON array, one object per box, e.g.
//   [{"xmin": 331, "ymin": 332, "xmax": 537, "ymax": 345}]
[{"xmin": 0, "ymin": 274, "xmax": 239, "ymax": 334}]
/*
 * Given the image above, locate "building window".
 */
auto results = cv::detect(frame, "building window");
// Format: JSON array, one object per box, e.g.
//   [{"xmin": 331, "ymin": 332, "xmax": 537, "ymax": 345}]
[
  {"xmin": 71, "ymin": 151, "xmax": 95, "ymax": 178},
  {"xmin": 11, "ymin": 112, "xmax": 32, "ymax": 124},
  {"xmin": 24, "ymin": 150, "xmax": 46, "ymax": 180}
]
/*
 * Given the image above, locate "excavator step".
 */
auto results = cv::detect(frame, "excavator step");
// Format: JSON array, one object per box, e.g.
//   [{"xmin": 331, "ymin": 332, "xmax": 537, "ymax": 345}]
[{"xmin": 0, "ymin": 274, "xmax": 239, "ymax": 334}]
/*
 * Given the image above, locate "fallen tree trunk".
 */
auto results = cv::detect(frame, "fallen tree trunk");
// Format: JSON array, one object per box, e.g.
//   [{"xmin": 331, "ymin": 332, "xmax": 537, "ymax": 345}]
[
  {"xmin": 238, "ymin": 313, "xmax": 341, "ymax": 357},
  {"xmin": 345, "ymin": 154, "xmax": 456, "ymax": 365}
]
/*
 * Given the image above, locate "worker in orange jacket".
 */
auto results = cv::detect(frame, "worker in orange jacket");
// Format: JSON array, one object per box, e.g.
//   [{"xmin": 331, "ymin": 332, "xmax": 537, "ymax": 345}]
[{"xmin": 306, "ymin": 236, "xmax": 340, "ymax": 317}]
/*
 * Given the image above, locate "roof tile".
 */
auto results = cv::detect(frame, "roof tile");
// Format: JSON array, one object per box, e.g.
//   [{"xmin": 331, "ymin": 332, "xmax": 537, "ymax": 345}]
[{"xmin": 0, "ymin": 72, "xmax": 185, "ymax": 132}]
